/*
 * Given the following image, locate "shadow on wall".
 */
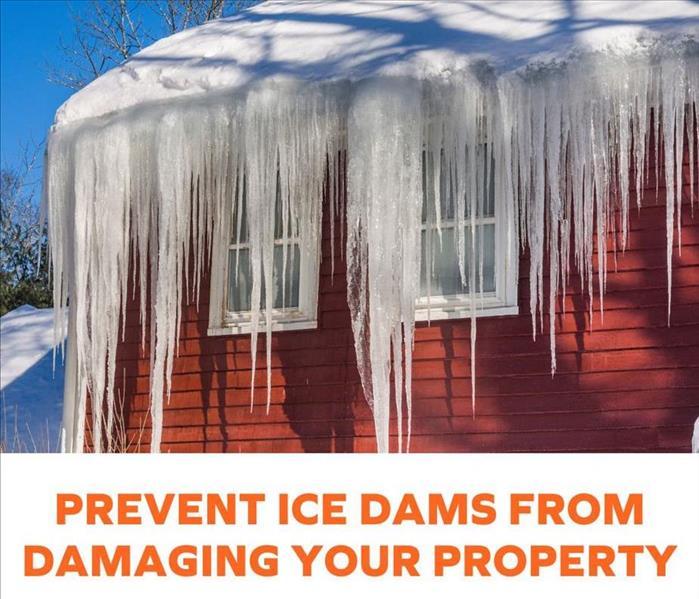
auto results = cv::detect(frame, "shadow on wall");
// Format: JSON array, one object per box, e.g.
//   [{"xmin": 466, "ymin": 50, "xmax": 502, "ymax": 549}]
[
  {"xmin": 277, "ymin": 186, "xmax": 359, "ymax": 452},
  {"xmin": 278, "ymin": 287, "xmax": 359, "ymax": 452}
]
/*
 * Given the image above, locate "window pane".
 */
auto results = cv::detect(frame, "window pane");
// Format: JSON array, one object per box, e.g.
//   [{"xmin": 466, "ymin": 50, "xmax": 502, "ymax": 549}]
[
  {"xmin": 463, "ymin": 154, "xmax": 495, "ymax": 219},
  {"xmin": 422, "ymin": 151, "xmax": 495, "ymax": 222},
  {"xmin": 420, "ymin": 224, "xmax": 495, "ymax": 297},
  {"xmin": 483, "ymin": 155, "xmax": 495, "ymax": 217},
  {"xmin": 422, "ymin": 150, "xmax": 456, "ymax": 223},
  {"xmin": 271, "ymin": 244, "xmax": 301, "ymax": 309},
  {"xmin": 227, "ymin": 244, "xmax": 301, "ymax": 313},
  {"xmin": 231, "ymin": 174, "xmax": 297, "ymax": 244},
  {"xmin": 227, "ymin": 247, "xmax": 252, "ymax": 312},
  {"xmin": 231, "ymin": 180, "xmax": 248, "ymax": 244},
  {"xmin": 274, "ymin": 177, "xmax": 296, "ymax": 240}
]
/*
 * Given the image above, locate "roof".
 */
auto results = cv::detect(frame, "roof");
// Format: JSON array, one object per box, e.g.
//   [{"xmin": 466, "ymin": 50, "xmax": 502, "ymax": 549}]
[{"xmin": 55, "ymin": 0, "xmax": 699, "ymax": 127}]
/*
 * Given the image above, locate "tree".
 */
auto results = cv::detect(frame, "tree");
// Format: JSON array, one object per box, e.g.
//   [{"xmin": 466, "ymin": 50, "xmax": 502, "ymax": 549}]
[
  {"xmin": 0, "ymin": 147, "xmax": 51, "ymax": 316},
  {"xmin": 49, "ymin": 0, "xmax": 262, "ymax": 90}
]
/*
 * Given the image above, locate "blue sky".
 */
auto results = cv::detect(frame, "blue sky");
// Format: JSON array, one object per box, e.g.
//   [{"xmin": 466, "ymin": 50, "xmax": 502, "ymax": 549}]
[
  {"xmin": 0, "ymin": 0, "xmax": 187, "ymax": 172},
  {"xmin": 0, "ymin": 0, "xmax": 74, "ymax": 169}
]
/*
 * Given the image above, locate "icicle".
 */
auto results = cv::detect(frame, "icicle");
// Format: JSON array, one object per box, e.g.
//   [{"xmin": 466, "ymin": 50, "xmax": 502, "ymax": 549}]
[
  {"xmin": 347, "ymin": 78, "xmax": 423, "ymax": 452},
  {"xmin": 46, "ymin": 84, "xmax": 342, "ymax": 452},
  {"xmin": 243, "ymin": 82, "xmax": 342, "ymax": 413}
]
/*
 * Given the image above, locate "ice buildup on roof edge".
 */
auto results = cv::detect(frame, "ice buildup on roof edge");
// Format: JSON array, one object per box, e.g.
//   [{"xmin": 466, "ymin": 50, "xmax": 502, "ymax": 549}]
[{"xmin": 45, "ymin": 1, "xmax": 699, "ymax": 452}]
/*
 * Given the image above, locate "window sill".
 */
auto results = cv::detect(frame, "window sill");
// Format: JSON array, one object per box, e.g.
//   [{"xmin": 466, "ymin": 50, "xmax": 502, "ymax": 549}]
[
  {"xmin": 207, "ymin": 319, "xmax": 318, "ymax": 337},
  {"xmin": 415, "ymin": 303, "xmax": 519, "ymax": 322}
]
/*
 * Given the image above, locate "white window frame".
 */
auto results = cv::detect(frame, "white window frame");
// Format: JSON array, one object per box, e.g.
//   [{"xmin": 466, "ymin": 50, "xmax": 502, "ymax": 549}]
[
  {"xmin": 208, "ymin": 200, "xmax": 320, "ymax": 338},
  {"xmin": 415, "ymin": 170, "xmax": 518, "ymax": 323}
]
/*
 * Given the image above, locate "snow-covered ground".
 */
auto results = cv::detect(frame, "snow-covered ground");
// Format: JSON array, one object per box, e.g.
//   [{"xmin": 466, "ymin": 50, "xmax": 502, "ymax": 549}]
[{"xmin": 0, "ymin": 305, "xmax": 65, "ymax": 452}]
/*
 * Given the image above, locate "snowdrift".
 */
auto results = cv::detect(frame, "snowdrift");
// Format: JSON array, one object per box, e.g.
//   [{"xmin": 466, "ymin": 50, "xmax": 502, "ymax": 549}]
[{"xmin": 0, "ymin": 305, "xmax": 65, "ymax": 451}]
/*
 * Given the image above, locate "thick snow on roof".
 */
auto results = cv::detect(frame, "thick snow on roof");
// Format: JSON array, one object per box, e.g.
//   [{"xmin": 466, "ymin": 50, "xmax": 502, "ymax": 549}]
[
  {"xmin": 55, "ymin": 0, "xmax": 699, "ymax": 126},
  {"xmin": 0, "ymin": 305, "xmax": 65, "ymax": 451}
]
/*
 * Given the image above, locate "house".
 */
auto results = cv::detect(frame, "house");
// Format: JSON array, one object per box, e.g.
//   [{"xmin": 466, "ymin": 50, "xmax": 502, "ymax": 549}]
[{"xmin": 45, "ymin": 1, "xmax": 699, "ymax": 453}]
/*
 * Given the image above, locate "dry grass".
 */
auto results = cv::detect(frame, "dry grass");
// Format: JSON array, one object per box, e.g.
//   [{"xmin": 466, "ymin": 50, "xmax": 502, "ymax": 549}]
[
  {"xmin": 0, "ymin": 395, "xmax": 60, "ymax": 453},
  {"xmin": 0, "ymin": 383, "xmax": 146, "ymax": 453},
  {"xmin": 84, "ymin": 388, "xmax": 147, "ymax": 453}
]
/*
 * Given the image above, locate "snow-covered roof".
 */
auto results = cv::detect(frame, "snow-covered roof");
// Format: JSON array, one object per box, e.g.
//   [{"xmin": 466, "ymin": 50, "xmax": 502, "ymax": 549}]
[
  {"xmin": 55, "ymin": 0, "xmax": 699, "ymax": 127},
  {"xmin": 0, "ymin": 305, "xmax": 65, "ymax": 452}
]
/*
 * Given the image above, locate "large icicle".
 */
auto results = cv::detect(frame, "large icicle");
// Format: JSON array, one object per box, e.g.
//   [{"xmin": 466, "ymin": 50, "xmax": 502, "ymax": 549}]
[
  {"xmin": 46, "ymin": 120, "xmax": 132, "ymax": 452},
  {"xmin": 347, "ymin": 78, "xmax": 423, "ymax": 453},
  {"xmin": 243, "ymin": 82, "xmax": 342, "ymax": 414}
]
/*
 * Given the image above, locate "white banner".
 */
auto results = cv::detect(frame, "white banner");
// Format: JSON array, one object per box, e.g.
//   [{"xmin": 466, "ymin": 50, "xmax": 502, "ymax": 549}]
[{"xmin": 1, "ymin": 454, "xmax": 697, "ymax": 598}]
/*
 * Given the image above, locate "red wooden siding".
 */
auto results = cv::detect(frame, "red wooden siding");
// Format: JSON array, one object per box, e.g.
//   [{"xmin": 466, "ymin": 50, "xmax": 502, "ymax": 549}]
[{"xmin": 114, "ymin": 145, "xmax": 699, "ymax": 453}]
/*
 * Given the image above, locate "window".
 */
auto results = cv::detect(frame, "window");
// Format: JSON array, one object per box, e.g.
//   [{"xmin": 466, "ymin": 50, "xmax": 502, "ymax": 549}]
[
  {"xmin": 416, "ymin": 148, "xmax": 518, "ymax": 321},
  {"xmin": 208, "ymin": 176, "xmax": 320, "ymax": 336}
]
